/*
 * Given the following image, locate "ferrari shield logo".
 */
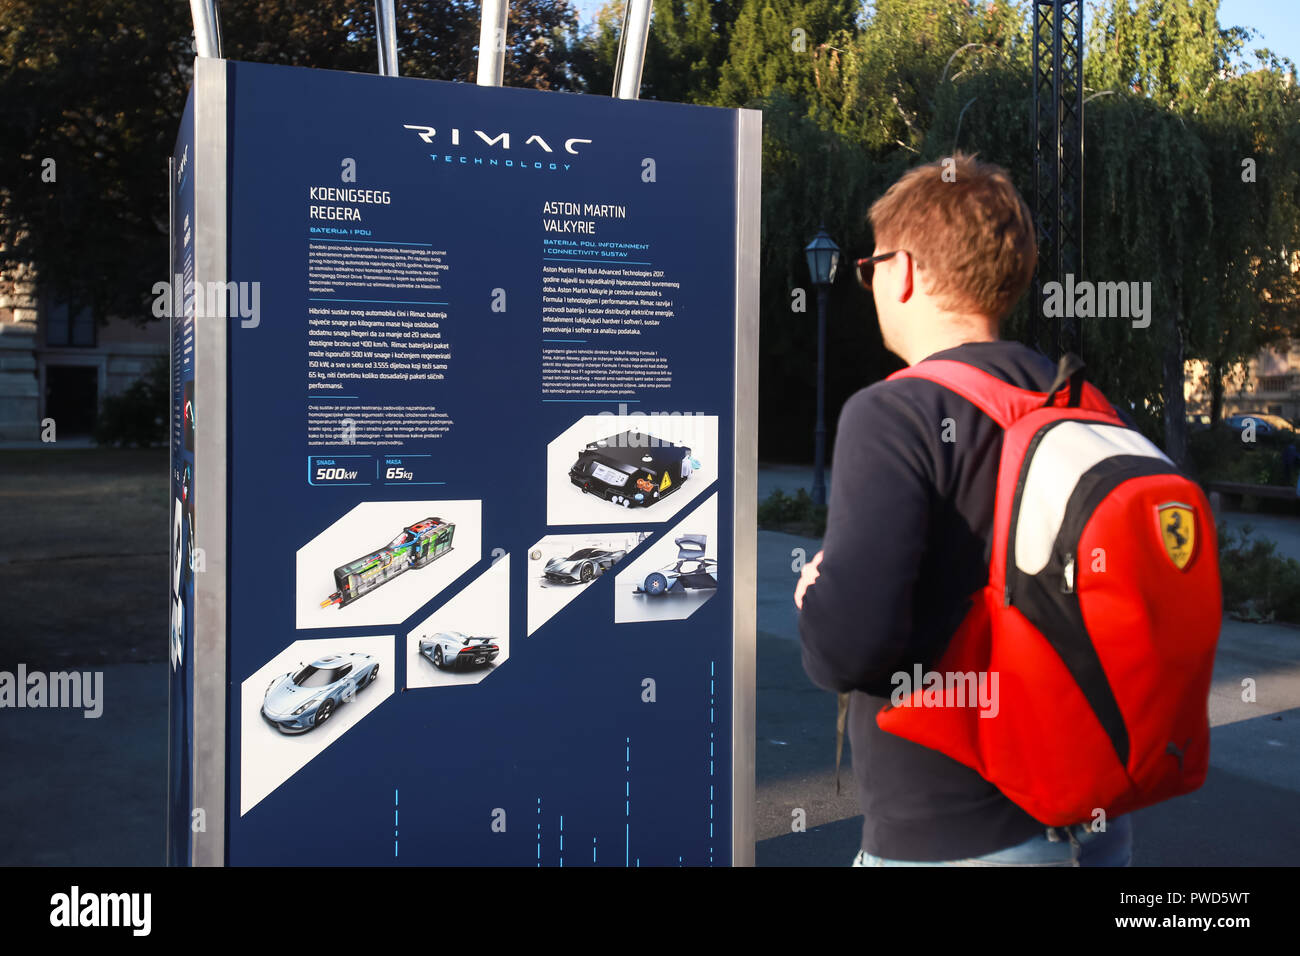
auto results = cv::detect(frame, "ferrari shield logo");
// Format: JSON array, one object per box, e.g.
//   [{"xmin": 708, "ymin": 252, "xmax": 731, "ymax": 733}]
[{"xmin": 1156, "ymin": 502, "xmax": 1196, "ymax": 570}]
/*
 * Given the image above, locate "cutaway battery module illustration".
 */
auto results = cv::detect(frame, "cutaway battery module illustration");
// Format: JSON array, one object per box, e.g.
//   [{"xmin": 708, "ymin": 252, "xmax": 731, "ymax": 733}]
[
  {"xmin": 568, "ymin": 429, "xmax": 700, "ymax": 508},
  {"xmin": 321, "ymin": 517, "xmax": 455, "ymax": 608},
  {"xmin": 635, "ymin": 534, "xmax": 719, "ymax": 596}
]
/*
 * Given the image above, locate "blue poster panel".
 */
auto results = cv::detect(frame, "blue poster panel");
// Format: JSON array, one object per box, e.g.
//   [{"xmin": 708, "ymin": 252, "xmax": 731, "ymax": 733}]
[
  {"xmin": 175, "ymin": 60, "xmax": 752, "ymax": 865},
  {"xmin": 167, "ymin": 86, "xmax": 197, "ymax": 866}
]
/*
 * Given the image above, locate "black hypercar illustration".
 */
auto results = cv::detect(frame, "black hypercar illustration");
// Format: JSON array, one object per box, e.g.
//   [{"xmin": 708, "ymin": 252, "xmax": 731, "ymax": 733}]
[
  {"xmin": 569, "ymin": 429, "xmax": 700, "ymax": 508},
  {"xmin": 544, "ymin": 547, "xmax": 627, "ymax": 584},
  {"xmin": 419, "ymin": 632, "xmax": 500, "ymax": 670},
  {"xmin": 261, "ymin": 652, "xmax": 380, "ymax": 734},
  {"xmin": 183, "ymin": 381, "xmax": 195, "ymax": 452},
  {"xmin": 321, "ymin": 517, "xmax": 454, "ymax": 608},
  {"xmin": 181, "ymin": 463, "xmax": 195, "ymax": 579},
  {"xmin": 635, "ymin": 534, "xmax": 719, "ymax": 596}
]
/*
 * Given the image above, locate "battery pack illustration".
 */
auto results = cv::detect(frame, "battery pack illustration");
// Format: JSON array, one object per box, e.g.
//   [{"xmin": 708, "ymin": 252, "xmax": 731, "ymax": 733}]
[
  {"xmin": 321, "ymin": 517, "xmax": 455, "ymax": 608},
  {"xmin": 568, "ymin": 430, "xmax": 699, "ymax": 508}
]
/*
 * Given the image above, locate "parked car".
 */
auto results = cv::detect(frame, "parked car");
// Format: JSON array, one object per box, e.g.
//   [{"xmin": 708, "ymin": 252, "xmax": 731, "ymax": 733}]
[
  {"xmin": 1223, "ymin": 413, "xmax": 1295, "ymax": 436},
  {"xmin": 321, "ymin": 517, "xmax": 454, "ymax": 608},
  {"xmin": 544, "ymin": 547, "xmax": 627, "ymax": 584},
  {"xmin": 419, "ymin": 632, "xmax": 500, "ymax": 670},
  {"xmin": 261, "ymin": 652, "xmax": 379, "ymax": 734}
]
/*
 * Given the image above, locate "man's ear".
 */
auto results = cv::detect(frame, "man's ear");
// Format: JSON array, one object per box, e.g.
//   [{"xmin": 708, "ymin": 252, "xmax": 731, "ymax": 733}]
[{"xmin": 896, "ymin": 251, "xmax": 915, "ymax": 304}]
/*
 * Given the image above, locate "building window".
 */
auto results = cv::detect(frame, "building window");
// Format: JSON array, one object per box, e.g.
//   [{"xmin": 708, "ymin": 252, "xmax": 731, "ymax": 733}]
[{"xmin": 43, "ymin": 296, "xmax": 96, "ymax": 347}]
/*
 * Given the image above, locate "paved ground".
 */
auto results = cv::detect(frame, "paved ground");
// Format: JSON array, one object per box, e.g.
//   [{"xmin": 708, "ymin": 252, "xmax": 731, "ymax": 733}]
[
  {"xmin": 1218, "ymin": 511, "xmax": 1300, "ymax": 562},
  {"xmin": 0, "ymin": 448, "xmax": 167, "ymax": 668},
  {"xmin": 1, "ymin": 457, "xmax": 1297, "ymax": 865},
  {"xmin": 0, "ymin": 661, "xmax": 165, "ymax": 866}
]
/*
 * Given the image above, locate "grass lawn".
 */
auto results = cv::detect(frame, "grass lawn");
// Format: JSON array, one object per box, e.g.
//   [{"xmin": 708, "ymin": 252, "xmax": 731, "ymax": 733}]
[{"xmin": 0, "ymin": 448, "xmax": 168, "ymax": 668}]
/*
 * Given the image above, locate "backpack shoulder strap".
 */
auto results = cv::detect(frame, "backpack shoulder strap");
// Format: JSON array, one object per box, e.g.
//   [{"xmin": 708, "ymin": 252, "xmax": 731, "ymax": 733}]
[
  {"xmin": 887, "ymin": 354, "xmax": 1115, "ymax": 429},
  {"xmin": 887, "ymin": 360, "xmax": 1043, "ymax": 429}
]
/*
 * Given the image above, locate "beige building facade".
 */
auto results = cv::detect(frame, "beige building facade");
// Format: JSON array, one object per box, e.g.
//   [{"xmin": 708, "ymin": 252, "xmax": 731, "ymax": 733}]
[
  {"xmin": 0, "ymin": 266, "xmax": 165, "ymax": 442},
  {"xmin": 1186, "ymin": 344, "xmax": 1300, "ymax": 425}
]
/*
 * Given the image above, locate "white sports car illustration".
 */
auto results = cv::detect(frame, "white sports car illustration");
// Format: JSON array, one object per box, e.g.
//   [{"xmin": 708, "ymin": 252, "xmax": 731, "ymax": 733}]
[{"xmin": 419, "ymin": 632, "xmax": 501, "ymax": 670}]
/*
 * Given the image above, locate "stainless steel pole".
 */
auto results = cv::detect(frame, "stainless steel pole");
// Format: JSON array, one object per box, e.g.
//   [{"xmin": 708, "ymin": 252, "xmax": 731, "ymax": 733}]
[
  {"xmin": 375, "ymin": 0, "xmax": 399, "ymax": 77},
  {"xmin": 477, "ymin": 0, "xmax": 509, "ymax": 86},
  {"xmin": 612, "ymin": 0, "xmax": 653, "ymax": 99},
  {"xmin": 189, "ymin": 0, "xmax": 221, "ymax": 58}
]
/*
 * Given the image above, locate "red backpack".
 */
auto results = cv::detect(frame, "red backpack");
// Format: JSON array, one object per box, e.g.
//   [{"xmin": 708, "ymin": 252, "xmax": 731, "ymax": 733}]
[{"xmin": 875, "ymin": 355, "xmax": 1222, "ymax": 826}]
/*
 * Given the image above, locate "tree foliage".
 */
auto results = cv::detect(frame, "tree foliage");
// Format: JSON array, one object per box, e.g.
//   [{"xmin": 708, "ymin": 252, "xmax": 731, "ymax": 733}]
[
  {"xmin": 3, "ymin": 0, "xmax": 1298, "ymax": 465},
  {"xmin": 0, "ymin": 0, "xmax": 193, "ymax": 321},
  {"xmin": 1079, "ymin": 0, "xmax": 1300, "ymax": 461},
  {"xmin": 584, "ymin": 0, "xmax": 1300, "ymax": 461},
  {"xmin": 0, "ymin": 0, "xmax": 583, "ymax": 324},
  {"xmin": 220, "ymin": 0, "xmax": 584, "ymax": 89}
]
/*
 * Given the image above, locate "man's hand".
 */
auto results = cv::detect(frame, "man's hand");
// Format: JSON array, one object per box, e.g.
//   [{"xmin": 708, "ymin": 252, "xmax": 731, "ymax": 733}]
[{"xmin": 794, "ymin": 549, "xmax": 823, "ymax": 610}]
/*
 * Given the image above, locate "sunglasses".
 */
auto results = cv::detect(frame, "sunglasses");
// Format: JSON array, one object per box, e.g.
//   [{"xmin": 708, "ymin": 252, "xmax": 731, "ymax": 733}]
[{"xmin": 855, "ymin": 251, "xmax": 901, "ymax": 290}]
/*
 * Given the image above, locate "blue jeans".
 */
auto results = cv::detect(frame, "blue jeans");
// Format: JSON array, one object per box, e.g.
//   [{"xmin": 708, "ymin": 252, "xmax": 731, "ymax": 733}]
[{"xmin": 852, "ymin": 815, "xmax": 1132, "ymax": 867}]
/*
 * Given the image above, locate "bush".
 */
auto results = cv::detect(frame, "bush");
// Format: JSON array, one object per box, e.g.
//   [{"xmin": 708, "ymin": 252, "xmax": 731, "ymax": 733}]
[
  {"xmin": 94, "ymin": 355, "xmax": 168, "ymax": 447},
  {"xmin": 1218, "ymin": 523, "xmax": 1300, "ymax": 624},
  {"xmin": 1186, "ymin": 425, "xmax": 1287, "ymax": 486},
  {"xmin": 757, "ymin": 488, "xmax": 827, "ymax": 537}
]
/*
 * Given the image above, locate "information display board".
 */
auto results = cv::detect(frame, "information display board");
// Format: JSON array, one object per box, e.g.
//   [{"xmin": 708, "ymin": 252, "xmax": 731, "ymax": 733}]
[{"xmin": 169, "ymin": 58, "xmax": 759, "ymax": 866}]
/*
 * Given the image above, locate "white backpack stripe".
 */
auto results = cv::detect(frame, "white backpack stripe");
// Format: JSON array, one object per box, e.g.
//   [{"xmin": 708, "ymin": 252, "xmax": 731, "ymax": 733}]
[{"xmin": 1014, "ymin": 422, "xmax": 1172, "ymax": 576}]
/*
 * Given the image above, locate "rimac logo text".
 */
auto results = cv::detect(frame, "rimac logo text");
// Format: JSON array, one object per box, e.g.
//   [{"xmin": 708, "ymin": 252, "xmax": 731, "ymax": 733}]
[{"xmin": 402, "ymin": 124, "xmax": 592, "ymax": 155}]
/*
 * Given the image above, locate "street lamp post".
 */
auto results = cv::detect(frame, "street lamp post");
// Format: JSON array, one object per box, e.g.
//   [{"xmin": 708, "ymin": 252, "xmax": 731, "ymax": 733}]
[{"xmin": 804, "ymin": 226, "xmax": 840, "ymax": 508}]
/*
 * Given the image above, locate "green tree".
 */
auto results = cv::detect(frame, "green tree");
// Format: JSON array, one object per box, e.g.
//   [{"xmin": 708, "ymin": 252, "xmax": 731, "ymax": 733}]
[
  {"xmin": 1083, "ymin": 0, "xmax": 1300, "ymax": 462},
  {"xmin": 713, "ymin": 0, "xmax": 860, "ymax": 108},
  {"xmin": 1079, "ymin": 95, "xmax": 1214, "ymax": 455},
  {"xmin": 0, "ymin": 0, "xmax": 193, "ymax": 321},
  {"xmin": 570, "ymin": 0, "xmax": 625, "ymax": 96},
  {"xmin": 576, "ymin": 0, "xmax": 743, "ymax": 102},
  {"xmin": 642, "ymin": 0, "xmax": 743, "ymax": 103},
  {"xmin": 757, "ymin": 92, "xmax": 897, "ymax": 460},
  {"xmin": 0, "ymin": 0, "xmax": 588, "ymax": 327},
  {"xmin": 219, "ymin": 0, "xmax": 585, "ymax": 89},
  {"xmin": 1195, "ymin": 68, "xmax": 1300, "ymax": 428}
]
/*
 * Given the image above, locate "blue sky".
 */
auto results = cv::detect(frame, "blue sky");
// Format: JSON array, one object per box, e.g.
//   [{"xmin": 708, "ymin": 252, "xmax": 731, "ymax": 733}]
[
  {"xmin": 571, "ymin": 1, "xmax": 1297, "ymax": 66},
  {"xmin": 1218, "ymin": 0, "xmax": 1298, "ymax": 65}
]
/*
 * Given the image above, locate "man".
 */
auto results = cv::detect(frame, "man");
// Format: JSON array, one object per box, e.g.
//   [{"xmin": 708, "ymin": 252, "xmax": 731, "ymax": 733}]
[{"xmin": 794, "ymin": 152, "xmax": 1132, "ymax": 866}]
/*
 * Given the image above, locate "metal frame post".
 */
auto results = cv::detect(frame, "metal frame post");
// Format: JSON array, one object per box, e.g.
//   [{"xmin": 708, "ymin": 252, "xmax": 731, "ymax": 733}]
[
  {"xmin": 732, "ymin": 108, "xmax": 762, "ymax": 867},
  {"xmin": 189, "ymin": 0, "xmax": 221, "ymax": 58},
  {"xmin": 1031, "ymin": 0, "xmax": 1084, "ymax": 358},
  {"xmin": 612, "ymin": 0, "xmax": 654, "ymax": 99},
  {"xmin": 477, "ymin": 0, "xmax": 509, "ymax": 86},
  {"xmin": 375, "ymin": 0, "xmax": 399, "ymax": 76}
]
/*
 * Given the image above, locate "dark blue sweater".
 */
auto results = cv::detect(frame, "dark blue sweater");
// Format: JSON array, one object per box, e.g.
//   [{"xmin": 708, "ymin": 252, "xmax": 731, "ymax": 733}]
[{"xmin": 799, "ymin": 340, "xmax": 1063, "ymax": 861}]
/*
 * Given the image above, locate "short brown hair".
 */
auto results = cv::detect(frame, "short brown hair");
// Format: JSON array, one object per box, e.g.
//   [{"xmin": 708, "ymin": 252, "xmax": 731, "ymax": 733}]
[{"xmin": 868, "ymin": 152, "xmax": 1037, "ymax": 320}]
